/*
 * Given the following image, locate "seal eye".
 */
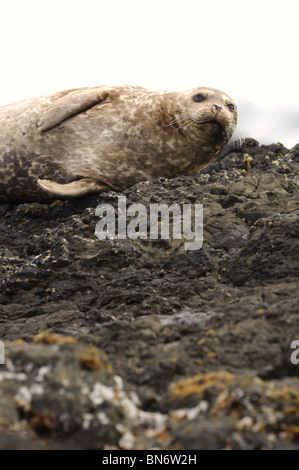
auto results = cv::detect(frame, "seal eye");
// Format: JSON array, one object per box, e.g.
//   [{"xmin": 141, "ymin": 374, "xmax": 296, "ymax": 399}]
[
  {"xmin": 193, "ymin": 94, "xmax": 206, "ymax": 103},
  {"xmin": 227, "ymin": 103, "xmax": 235, "ymax": 112}
]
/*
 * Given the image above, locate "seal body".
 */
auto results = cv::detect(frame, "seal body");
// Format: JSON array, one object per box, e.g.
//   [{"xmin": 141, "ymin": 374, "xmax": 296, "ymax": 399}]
[{"xmin": 0, "ymin": 85, "xmax": 237, "ymax": 202}]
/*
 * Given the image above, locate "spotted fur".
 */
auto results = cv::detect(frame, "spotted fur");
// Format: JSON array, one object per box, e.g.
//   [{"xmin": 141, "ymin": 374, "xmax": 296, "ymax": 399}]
[{"xmin": 0, "ymin": 85, "xmax": 237, "ymax": 201}]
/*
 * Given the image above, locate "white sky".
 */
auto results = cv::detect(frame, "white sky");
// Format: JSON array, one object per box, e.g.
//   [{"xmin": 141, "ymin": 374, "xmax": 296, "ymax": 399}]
[{"xmin": 0, "ymin": 0, "xmax": 298, "ymax": 146}]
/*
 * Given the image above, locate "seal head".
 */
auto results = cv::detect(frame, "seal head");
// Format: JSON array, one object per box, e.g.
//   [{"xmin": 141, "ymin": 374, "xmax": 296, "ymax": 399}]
[{"xmin": 162, "ymin": 87, "xmax": 237, "ymax": 167}]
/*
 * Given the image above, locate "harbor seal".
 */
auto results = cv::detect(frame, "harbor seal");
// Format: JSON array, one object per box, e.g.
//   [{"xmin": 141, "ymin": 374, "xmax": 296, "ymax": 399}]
[{"xmin": 0, "ymin": 85, "xmax": 237, "ymax": 202}]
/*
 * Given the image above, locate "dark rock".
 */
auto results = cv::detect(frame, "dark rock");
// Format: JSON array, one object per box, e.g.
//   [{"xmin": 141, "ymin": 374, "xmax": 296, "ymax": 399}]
[{"xmin": 0, "ymin": 139, "xmax": 298, "ymax": 449}]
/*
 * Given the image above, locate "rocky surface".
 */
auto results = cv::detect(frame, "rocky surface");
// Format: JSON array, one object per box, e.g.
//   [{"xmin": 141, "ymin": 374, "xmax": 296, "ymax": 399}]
[{"xmin": 0, "ymin": 138, "xmax": 298, "ymax": 449}]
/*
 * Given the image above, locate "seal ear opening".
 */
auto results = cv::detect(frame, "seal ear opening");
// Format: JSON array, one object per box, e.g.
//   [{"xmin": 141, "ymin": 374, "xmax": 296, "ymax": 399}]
[{"xmin": 37, "ymin": 88, "xmax": 109, "ymax": 132}]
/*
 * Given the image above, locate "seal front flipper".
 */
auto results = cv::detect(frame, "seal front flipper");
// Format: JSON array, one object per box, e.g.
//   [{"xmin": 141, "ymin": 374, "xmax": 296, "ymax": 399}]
[
  {"xmin": 37, "ymin": 178, "xmax": 111, "ymax": 198},
  {"xmin": 37, "ymin": 88, "xmax": 109, "ymax": 132}
]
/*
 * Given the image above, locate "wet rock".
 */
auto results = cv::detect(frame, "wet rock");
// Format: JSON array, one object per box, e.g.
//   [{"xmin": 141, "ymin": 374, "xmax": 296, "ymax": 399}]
[{"xmin": 0, "ymin": 139, "xmax": 298, "ymax": 449}]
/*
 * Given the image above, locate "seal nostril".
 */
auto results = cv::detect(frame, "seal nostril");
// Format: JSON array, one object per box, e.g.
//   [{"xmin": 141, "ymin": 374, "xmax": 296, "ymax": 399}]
[{"xmin": 214, "ymin": 104, "xmax": 222, "ymax": 112}]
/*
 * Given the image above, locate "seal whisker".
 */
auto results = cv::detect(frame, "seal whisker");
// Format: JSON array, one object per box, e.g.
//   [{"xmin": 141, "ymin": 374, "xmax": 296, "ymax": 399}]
[
  {"xmin": 231, "ymin": 129, "xmax": 244, "ymax": 147},
  {"xmin": 167, "ymin": 114, "xmax": 195, "ymax": 132},
  {"xmin": 166, "ymin": 115, "xmax": 191, "ymax": 128}
]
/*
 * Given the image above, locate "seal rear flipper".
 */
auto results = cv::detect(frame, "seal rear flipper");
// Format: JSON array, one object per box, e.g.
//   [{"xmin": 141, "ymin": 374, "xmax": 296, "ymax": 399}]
[
  {"xmin": 37, "ymin": 88, "xmax": 109, "ymax": 132},
  {"xmin": 37, "ymin": 178, "xmax": 111, "ymax": 198}
]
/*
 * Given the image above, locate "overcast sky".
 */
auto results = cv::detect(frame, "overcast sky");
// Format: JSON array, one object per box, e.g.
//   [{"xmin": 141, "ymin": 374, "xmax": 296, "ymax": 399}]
[{"xmin": 0, "ymin": 0, "xmax": 298, "ymax": 147}]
